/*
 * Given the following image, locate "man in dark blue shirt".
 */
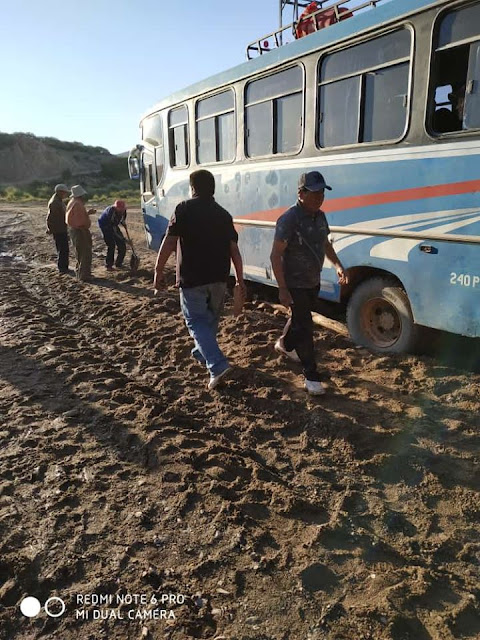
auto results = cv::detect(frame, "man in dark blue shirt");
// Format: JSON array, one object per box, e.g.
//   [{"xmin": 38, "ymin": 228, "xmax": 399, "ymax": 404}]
[
  {"xmin": 98, "ymin": 200, "xmax": 127, "ymax": 270},
  {"xmin": 154, "ymin": 170, "xmax": 246, "ymax": 391},
  {"xmin": 271, "ymin": 171, "xmax": 347, "ymax": 395}
]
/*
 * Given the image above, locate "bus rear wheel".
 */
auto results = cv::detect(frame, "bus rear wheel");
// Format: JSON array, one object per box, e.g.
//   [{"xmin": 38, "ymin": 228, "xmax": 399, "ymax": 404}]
[{"xmin": 346, "ymin": 277, "xmax": 418, "ymax": 354}]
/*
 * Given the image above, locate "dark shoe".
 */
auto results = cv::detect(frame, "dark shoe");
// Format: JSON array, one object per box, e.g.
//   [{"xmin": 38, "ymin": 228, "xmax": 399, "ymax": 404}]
[{"xmin": 106, "ymin": 265, "xmax": 114, "ymax": 271}]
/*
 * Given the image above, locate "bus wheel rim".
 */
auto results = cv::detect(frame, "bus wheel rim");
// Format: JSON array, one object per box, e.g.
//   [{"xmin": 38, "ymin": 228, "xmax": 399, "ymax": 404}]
[{"xmin": 361, "ymin": 297, "xmax": 402, "ymax": 348}]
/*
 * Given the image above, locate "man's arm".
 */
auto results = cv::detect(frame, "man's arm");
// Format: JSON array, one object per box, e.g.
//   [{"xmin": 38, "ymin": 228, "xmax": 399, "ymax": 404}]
[
  {"xmin": 230, "ymin": 241, "xmax": 246, "ymax": 295},
  {"xmin": 154, "ymin": 204, "xmax": 185, "ymax": 290},
  {"xmin": 153, "ymin": 235, "xmax": 178, "ymax": 290},
  {"xmin": 46, "ymin": 199, "xmax": 62, "ymax": 233},
  {"xmin": 270, "ymin": 239, "xmax": 293, "ymax": 308},
  {"xmin": 325, "ymin": 240, "xmax": 348, "ymax": 285},
  {"xmin": 46, "ymin": 205, "xmax": 55, "ymax": 234}
]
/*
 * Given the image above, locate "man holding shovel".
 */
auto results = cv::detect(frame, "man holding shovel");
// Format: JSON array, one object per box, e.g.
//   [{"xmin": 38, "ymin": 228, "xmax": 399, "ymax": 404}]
[{"xmin": 98, "ymin": 199, "xmax": 128, "ymax": 271}]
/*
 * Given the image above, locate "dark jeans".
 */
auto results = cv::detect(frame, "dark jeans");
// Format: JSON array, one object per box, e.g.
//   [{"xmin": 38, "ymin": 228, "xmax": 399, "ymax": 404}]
[
  {"xmin": 101, "ymin": 228, "xmax": 126, "ymax": 267},
  {"xmin": 283, "ymin": 286, "xmax": 321, "ymax": 381},
  {"xmin": 53, "ymin": 232, "xmax": 69, "ymax": 272}
]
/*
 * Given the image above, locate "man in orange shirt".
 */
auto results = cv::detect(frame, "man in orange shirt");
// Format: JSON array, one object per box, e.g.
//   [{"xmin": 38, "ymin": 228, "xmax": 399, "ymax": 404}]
[{"xmin": 66, "ymin": 185, "xmax": 96, "ymax": 282}]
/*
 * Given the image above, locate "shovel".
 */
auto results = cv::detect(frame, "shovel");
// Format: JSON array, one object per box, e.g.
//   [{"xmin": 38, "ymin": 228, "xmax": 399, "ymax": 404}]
[{"xmin": 124, "ymin": 225, "xmax": 140, "ymax": 273}]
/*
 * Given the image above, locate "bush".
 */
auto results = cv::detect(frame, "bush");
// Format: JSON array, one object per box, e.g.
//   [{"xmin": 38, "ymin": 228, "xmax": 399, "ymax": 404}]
[{"xmin": 3, "ymin": 186, "xmax": 31, "ymax": 201}]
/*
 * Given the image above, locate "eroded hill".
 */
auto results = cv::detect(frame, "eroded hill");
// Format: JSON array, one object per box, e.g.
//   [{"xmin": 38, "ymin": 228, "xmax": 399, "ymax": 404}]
[{"xmin": 0, "ymin": 132, "xmax": 121, "ymax": 185}]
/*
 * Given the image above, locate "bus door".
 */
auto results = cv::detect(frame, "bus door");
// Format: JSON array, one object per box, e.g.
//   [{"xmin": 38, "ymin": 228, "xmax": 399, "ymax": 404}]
[{"xmin": 140, "ymin": 149, "xmax": 160, "ymax": 250}]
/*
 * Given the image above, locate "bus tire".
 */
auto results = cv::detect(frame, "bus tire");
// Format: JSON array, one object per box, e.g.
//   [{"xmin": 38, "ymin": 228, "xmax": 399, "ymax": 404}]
[{"xmin": 346, "ymin": 277, "xmax": 418, "ymax": 354}]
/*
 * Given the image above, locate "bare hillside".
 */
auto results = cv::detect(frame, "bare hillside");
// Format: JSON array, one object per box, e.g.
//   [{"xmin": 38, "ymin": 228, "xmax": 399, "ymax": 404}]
[{"xmin": 0, "ymin": 133, "xmax": 119, "ymax": 185}]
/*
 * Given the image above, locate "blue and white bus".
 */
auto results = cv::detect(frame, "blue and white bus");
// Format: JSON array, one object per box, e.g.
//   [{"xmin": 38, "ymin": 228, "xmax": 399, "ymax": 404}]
[{"xmin": 129, "ymin": 0, "xmax": 480, "ymax": 353}]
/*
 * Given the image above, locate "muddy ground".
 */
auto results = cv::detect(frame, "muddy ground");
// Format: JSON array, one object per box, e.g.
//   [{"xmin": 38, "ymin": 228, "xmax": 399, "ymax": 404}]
[{"xmin": 0, "ymin": 202, "xmax": 479, "ymax": 640}]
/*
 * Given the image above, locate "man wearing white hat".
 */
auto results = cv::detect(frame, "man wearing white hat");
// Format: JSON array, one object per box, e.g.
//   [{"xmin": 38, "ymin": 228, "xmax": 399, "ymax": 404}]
[
  {"xmin": 66, "ymin": 185, "xmax": 96, "ymax": 282},
  {"xmin": 46, "ymin": 183, "xmax": 70, "ymax": 273}
]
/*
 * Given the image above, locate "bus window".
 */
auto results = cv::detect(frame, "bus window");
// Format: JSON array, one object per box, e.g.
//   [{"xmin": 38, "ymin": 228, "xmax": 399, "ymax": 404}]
[
  {"xmin": 245, "ymin": 65, "xmax": 303, "ymax": 157},
  {"xmin": 430, "ymin": 2, "xmax": 480, "ymax": 134},
  {"xmin": 168, "ymin": 105, "xmax": 189, "ymax": 168},
  {"xmin": 196, "ymin": 90, "xmax": 235, "ymax": 164},
  {"xmin": 141, "ymin": 161, "xmax": 153, "ymax": 195},
  {"xmin": 318, "ymin": 29, "xmax": 411, "ymax": 147},
  {"xmin": 142, "ymin": 114, "xmax": 163, "ymax": 146},
  {"xmin": 141, "ymin": 113, "xmax": 165, "ymax": 185},
  {"xmin": 155, "ymin": 146, "xmax": 164, "ymax": 186},
  {"xmin": 466, "ymin": 42, "xmax": 480, "ymax": 129}
]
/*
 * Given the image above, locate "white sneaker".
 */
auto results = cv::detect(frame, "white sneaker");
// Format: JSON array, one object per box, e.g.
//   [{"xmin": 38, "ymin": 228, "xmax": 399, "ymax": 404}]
[
  {"xmin": 304, "ymin": 379, "xmax": 326, "ymax": 395},
  {"xmin": 208, "ymin": 366, "xmax": 232, "ymax": 390},
  {"xmin": 274, "ymin": 339, "xmax": 301, "ymax": 363}
]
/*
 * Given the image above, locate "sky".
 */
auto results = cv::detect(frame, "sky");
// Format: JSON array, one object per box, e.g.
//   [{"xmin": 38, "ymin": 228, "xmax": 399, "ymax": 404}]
[{"xmin": 0, "ymin": 0, "xmax": 369, "ymax": 155}]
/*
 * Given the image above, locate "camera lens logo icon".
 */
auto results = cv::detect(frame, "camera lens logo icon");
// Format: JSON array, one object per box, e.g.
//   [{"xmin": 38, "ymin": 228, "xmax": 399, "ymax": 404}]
[
  {"xmin": 20, "ymin": 596, "xmax": 65, "ymax": 618},
  {"xmin": 20, "ymin": 597, "xmax": 41, "ymax": 618}
]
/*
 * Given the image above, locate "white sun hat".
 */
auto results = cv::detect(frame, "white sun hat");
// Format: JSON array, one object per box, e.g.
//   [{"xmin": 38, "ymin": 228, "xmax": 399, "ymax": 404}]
[{"xmin": 70, "ymin": 185, "xmax": 87, "ymax": 198}]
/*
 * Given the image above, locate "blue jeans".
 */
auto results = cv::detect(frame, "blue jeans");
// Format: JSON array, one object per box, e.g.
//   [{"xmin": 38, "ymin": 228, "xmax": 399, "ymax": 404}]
[{"xmin": 180, "ymin": 282, "xmax": 229, "ymax": 377}]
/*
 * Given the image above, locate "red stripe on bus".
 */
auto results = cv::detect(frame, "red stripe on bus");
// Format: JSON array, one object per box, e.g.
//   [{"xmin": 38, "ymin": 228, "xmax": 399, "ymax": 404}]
[{"xmin": 239, "ymin": 179, "xmax": 480, "ymax": 223}]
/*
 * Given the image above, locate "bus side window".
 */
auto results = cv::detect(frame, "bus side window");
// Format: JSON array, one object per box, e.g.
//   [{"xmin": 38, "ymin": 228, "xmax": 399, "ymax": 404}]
[
  {"xmin": 141, "ymin": 161, "xmax": 153, "ymax": 195},
  {"xmin": 142, "ymin": 114, "xmax": 163, "ymax": 146},
  {"xmin": 317, "ymin": 29, "xmax": 411, "ymax": 148},
  {"xmin": 155, "ymin": 146, "xmax": 164, "ymax": 186},
  {"xmin": 168, "ymin": 105, "xmax": 189, "ymax": 168},
  {"xmin": 430, "ymin": 2, "xmax": 480, "ymax": 134},
  {"xmin": 245, "ymin": 65, "xmax": 303, "ymax": 157},
  {"xmin": 142, "ymin": 113, "xmax": 165, "ymax": 185},
  {"xmin": 196, "ymin": 90, "xmax": 235, "ymax": 164}
]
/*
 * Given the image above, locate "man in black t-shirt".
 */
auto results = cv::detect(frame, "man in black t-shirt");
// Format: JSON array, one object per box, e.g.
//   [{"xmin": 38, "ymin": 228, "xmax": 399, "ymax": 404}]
[{"xmin": 154, "ymin": 170, "xmax": 246, "ymax": 390}]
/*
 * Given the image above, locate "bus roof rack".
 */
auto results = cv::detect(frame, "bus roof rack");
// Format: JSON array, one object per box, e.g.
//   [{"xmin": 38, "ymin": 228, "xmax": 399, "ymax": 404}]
[{"xmin": 246, "ymin": 0, "xmax": 384, "ymax": 59}]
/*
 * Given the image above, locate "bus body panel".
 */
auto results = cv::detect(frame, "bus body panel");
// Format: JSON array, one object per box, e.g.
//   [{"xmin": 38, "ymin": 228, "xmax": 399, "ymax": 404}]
[{"xmin": 147, "ymin": 143, "xmax": 480, "ymax": 338}]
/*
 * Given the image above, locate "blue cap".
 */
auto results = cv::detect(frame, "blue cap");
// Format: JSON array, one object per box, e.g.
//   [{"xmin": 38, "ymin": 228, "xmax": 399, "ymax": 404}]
[{"xmin": 299, "ymin": 171, "xmax": 332, "ymax": 191}]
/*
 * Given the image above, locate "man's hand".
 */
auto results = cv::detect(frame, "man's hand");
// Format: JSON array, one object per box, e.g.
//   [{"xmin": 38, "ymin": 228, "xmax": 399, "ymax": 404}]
[
  {"xmin": 236, "ymin": 279, "xmax": 247, "ymax": 300},
  {"xmin": 336, "ymin": 266, "xmax": 348, "ymax": 285},
  {"xmin": 279, "ymin": 286, "xmax": 293, "ymax": 308},
  {"xmin": 87, "ymin": 208, "xmax": 97, "ymax": 216},
  {"xmin": 153, "ymin": 271, "xmax": 166, "ymax": 292}
]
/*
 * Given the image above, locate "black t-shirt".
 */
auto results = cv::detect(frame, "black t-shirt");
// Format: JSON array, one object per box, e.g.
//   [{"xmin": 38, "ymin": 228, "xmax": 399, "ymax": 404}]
[{"xmin": 167, "ymin": 196, "xmax": 238, "ymax": 288}]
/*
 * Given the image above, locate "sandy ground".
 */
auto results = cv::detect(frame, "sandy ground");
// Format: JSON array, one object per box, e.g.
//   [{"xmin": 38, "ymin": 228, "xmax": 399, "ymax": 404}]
[{"xmin": 0, "ymin": 202, "xmax": 479, "ymax": 640}]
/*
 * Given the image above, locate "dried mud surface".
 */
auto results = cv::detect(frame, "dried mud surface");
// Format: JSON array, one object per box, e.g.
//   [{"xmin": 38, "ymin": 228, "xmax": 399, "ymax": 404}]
[{"xmin": 0, "ymin": 203, "xmax": 479, "ymax": 640}]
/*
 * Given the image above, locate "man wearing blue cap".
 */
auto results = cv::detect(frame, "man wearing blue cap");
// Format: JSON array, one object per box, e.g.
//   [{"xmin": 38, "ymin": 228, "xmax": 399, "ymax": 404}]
[{"xmin": 270, "ymin": 171, "xmax": 347, "ymax": 395}]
